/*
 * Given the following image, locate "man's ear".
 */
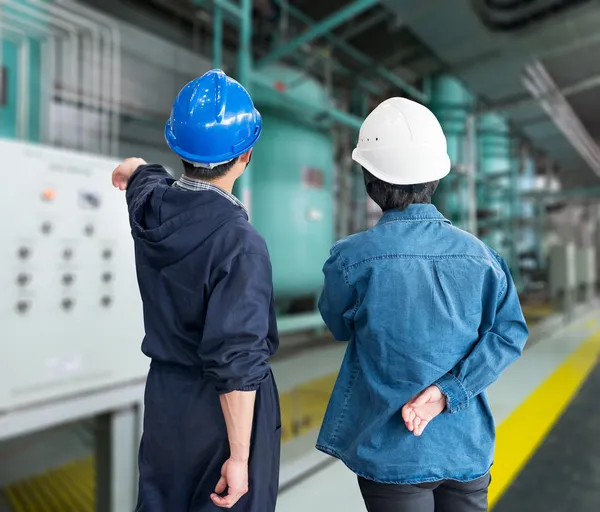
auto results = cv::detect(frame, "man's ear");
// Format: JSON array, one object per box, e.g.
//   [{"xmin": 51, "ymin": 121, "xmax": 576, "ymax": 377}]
[{"xmin": 239, "ymin": 149, "xmax": 252, "ymax": 164}]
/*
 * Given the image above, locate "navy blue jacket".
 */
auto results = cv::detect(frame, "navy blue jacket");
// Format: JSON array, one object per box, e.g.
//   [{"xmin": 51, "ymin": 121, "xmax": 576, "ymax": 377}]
[{"xmin": 127, "ymin": 165, "xmax": 280, "ymax": 511}]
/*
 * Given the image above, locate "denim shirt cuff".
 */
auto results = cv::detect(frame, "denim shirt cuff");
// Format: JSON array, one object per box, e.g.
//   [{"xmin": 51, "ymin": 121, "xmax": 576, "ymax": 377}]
[{"xmin": 435, "ymin": 373, "xmax": 470, "ymax": 413}]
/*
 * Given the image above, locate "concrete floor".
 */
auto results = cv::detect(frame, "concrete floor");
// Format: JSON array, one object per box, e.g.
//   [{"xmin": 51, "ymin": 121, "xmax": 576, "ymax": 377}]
[
  {"xmin": 276, "ymin": 307, "xmax": 600, "ymax": 512},
  {"xmin": 494, "ymin": 362, "xmax": 600, "ymax": 512}
]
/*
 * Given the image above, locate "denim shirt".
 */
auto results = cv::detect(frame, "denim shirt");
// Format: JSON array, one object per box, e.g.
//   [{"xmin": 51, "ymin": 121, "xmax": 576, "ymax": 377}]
[{"xmin": 316, "ymin": 204, "xmax": 529, "ymax": 484}]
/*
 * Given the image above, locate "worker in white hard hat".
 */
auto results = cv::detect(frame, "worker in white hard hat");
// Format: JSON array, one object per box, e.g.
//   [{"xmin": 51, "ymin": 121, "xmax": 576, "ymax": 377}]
[{"xmin": 316, "ymin": 98, "xmax": 529, "ymax": 512}]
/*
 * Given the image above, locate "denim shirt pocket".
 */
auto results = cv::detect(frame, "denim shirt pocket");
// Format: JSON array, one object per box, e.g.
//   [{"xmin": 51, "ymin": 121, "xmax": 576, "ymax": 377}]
[{"xmin": 431, "ymin": 259, "xmax": 483, "ymax": 318}]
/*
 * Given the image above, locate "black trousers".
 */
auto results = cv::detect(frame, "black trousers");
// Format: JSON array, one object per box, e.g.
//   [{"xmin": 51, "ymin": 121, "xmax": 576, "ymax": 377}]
[{"xmin": 358, "ymin": 473, "xmax": 491, "ymax": 512}]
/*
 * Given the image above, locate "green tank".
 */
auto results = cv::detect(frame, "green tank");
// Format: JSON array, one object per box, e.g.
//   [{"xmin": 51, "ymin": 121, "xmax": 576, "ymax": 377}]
[
  {"xmin": 429, "ymin": 75, "xmax": 474, "ymax": 227},
  {"xmin": 250, "ymin": 66, "xmax": 335, "ymax": 301},
  {"xmin": 478, "ymin": 113, "xmax": 513, "ymax": 251}
]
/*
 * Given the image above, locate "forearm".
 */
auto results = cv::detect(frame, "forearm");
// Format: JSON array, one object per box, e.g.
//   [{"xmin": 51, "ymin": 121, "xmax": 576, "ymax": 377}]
[{"xmin": 219, "ymin": 390, "xmax": 256, "ymax": 462}]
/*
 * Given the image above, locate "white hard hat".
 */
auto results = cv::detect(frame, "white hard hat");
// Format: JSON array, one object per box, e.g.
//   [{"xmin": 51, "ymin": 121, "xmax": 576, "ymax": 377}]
[{"xmin": 352, "ymin": 98, "xmax": 451, "ymax": 185}]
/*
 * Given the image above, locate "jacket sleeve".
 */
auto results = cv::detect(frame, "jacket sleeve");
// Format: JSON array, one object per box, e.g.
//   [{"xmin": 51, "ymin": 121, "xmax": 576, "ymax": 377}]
[
  {"xmin": 318, "ymin": 247, "xmax": 357, "ymax": 342},
  {"xmin": 200, "ymin": 252, "xmax": 273, "ymax": 394},
  {"xmin": 125, "ymin": 164, "xmax": 171, "ymax": 220},
  {"xmin": 434, "ymin": 255, "xmax": 529, "ymax": 413}
]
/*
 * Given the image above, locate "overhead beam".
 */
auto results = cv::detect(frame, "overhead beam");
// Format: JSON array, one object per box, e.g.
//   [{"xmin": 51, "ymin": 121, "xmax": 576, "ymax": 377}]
[
  {"xmin": 269, "ymin": 0, "xmax": 427, "ymax": 101},
  {"xmin": 258, "ymin": 0, "xmax": 378, "ymax": 67}
]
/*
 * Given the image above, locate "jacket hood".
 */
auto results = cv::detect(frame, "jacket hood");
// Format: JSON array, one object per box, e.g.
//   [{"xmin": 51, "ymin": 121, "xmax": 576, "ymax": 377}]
[{"xmin": 129, "ymin": 180, "xmax": 247, "ymax": 268}]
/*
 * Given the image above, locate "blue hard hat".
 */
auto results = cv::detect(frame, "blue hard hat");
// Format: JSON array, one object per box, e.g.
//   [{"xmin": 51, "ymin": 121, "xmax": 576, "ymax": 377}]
[{"xmin": 165, "ymin": 69, "xmax": 262, "ymax": 164}]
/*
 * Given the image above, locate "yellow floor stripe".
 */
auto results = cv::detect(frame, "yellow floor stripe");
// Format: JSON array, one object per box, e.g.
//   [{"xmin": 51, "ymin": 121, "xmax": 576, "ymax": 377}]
[
  {"xmin": 4, "ymin": 328, "xmax": 600, "ymax": 511},
  {"xmin": 489, "ymin": 329, "xmax": 600, "ymax": 507}
]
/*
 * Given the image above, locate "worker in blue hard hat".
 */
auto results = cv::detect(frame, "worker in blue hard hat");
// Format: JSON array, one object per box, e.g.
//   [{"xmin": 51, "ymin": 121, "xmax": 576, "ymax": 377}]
[
  {"xmin": 316, "ymin": 98, "xmax": 529, "ymax": 512},
  {"xmin": 111, "ymin": 69, "xmax": 280, "ymax": 512}
]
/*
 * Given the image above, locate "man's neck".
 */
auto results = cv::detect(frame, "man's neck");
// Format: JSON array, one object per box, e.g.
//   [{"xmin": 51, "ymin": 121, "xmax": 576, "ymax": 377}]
[{"xmin": 183, "ymin": 174, "xmax": 235, "ymax": 194}]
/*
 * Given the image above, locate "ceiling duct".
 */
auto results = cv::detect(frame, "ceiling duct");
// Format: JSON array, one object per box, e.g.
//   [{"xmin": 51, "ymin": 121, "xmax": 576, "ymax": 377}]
[{"xmin": 471, "ymin": 0, "xmax": 593, "ymax": 32}]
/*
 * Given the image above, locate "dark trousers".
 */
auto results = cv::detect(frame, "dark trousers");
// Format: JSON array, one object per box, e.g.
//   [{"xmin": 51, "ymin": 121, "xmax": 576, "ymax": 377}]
[{"xmin": 358, "ymin": 473, "xmax": 491, "ymax": 512}]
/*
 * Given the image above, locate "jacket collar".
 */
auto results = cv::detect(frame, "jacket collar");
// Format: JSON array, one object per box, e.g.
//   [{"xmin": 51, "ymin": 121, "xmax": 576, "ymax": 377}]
[{"xmin": 377, "ymin": 204, "xmax": 451, "ymax": 225}]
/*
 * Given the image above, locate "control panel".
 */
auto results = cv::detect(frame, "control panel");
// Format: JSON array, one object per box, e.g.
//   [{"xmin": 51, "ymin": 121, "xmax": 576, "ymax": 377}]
[{"xmin": 0, "ymin": 140, "xmax": 148, "ymax": 411}]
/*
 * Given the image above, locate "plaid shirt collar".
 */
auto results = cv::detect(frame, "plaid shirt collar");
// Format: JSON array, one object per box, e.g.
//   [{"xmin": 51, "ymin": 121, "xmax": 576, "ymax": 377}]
[{"xmin": 172, "ymin": 176, "xmax": 248, "ymax": 217}]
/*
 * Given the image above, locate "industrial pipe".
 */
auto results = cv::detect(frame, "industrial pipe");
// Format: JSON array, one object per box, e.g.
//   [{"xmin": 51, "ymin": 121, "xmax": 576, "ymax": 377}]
[
  {"xmin": 277, "ymin": 312, "xmax": 324, "ymax": 334},
  {"xmin": 258, "ymin": 0, "xmax": 378, "ymax": 68},
  {"xmin": 251, "ymin": 71, "xmax": 363, "ymax": 131},
  {"xmin": 52, "ymin": 0, "xmax": 122, "ymax": 155},
  {"xmin": 270, "ymin": 0, "xmax": 426, "ymax": 101},
  {"xmin": 16, "ymin": 0, "xmax": 111, "ymax": 153},
  {"xmin": 0, "ymin": 25, "xmax": 31, "ymax": 140}
]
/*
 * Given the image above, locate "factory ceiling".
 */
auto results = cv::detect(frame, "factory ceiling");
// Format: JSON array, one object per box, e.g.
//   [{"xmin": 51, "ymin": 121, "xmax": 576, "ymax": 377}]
[
  {"xmin": 380, "ymin": 0, "xmax": 600, "ymax": 190},
  {"xmin": 97, "ymin": 0, "xmax": 600, "ymax": 190}
]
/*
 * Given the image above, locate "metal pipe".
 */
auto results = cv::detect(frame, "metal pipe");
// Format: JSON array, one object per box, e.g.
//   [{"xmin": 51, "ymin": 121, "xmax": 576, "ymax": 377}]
[
  {"xmin": 15, "ymin": 0, "xmax": 107, "ymax": 152},
  {"xmin": 523, "ymin": 60, "xmax": 600, "ymax": 178},
  {"xmin": 270, "ymin": 0, "xmax": 426, "ymax": 101},
  {"xmin": 277, "ymin": 312, "xmax": 324, "ymax": 334},
  {"xmin": 0, "ymin": 10, "xmax": 57, "ymax": 143},
  {"xmin": 258, "ymin": 0, "xmax": 378, "ymax": 68},
  {"xmin": 0, "ymin": 25, "xmax": 30, "ymax": 140},
  {"xmin": 466, "ymin": 114, "xmax": 478, "ymax": 235},
  {"xmin": 252, "ymin": 71, "xmax": 363, "ymax": 130},
  {"xmin": 51, "ymin": 0, "xmax": 121, "ymax": 155},
  {"xmin": 213, "ymin": 4, "xmax": 223, "ymax": 68},
  {"xmin": 56, "ymin": 0, "xmax": 122, "ymax": 156},
  {"xmin": 5, "ymin": 2, "xmax": 82, "ymax": 128},
  {"xmin": 338, "ymin": 9, "xmax": 388, "ymax": 41},
  {"xmin": 213, "ymin": 0, "xmax": 242, "ymax": 18},
  {"xmin": 234, "ymin": 0, "xmax": 253, "ymax": 215}
]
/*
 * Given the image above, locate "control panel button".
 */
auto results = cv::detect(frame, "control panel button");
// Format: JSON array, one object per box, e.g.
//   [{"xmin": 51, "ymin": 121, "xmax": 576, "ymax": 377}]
[
  {"xmin": 16, "ymin": 300, "xmax": 30, "ymax": 314},
  {"xmin": 102, "ymin": 272, "xmax": 113, "ymax": 283},
  {"xmin": 102, "ymin": 249, "xmax": 113, "ymax": 260},
  {"xmin": 41, "ymin": 221, "xmax": 52, "ymax": 234},
  {"xmin": 84, "ymin": 224, "xmax": 94, "ymax": 236},
  {"xmin": 18, "ymin": 247, "xmax": 31, "ymax": 259},
  {"xmin": 41, "ymin": 189, "xmax": 56, "ymax": 202},
  {"xmin": 62, "ymin": 273, "xmax": 75, "ymax": 286},
  {"xmin": 63, "ymin": 248, "xmax": 73, "ymax": 260},
  {"xmin": 101, "ymin": 295, "xmax": 112, "ymax": 308},
  {"xmin": 61, "ymin": 298, "xmax": 74, "ymax": 311},
  {"xmin": 16, "ymin": 273, "xmax": 30, "ymax": 286}
]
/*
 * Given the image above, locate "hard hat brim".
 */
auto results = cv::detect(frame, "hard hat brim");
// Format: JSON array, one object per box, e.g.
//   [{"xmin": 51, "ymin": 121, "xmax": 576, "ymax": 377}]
[
  {"xmin": 165, "ymin": 122, "xmax": 262, "ymax": 165},
  {"xmin": 352, "ymin": 147, "xmax": 451, "ymax": 185}
]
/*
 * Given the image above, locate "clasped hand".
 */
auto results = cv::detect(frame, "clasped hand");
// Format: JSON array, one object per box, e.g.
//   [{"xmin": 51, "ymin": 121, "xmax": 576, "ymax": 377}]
[{"xmin": 401, "ymin": 385, "xmax": 447, "ymax": 437}]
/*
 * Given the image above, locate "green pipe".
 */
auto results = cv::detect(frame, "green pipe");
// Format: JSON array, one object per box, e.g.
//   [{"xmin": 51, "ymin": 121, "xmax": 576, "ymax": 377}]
[
  {"xmin": 523, "ymin": 186, "xmax": 600, "ymax": 200},
  {"xmin": 258, "ymin": 0, "xmax": 378, "ymax": 67},
  {"xmin": 213, "ymin": 4, "xmax": 223, "ymax": 68},
  {"xmin": 251, "ymin": 71, "xmax": 362, "ymax": 130},
  {"xmin": 213, "ymin": 0, "xmax": 242, "ymax": 18},
  {"xmin": 339, "ymin": 9, "xmax": 388, "ymax": 41},
  {"xmin": 277, "ymin": 312, "xmax": 324, "ymax": 334},
  {"xmin": 271, "ymin": 0, "xmax": 426, "ymax": 101},
  {"xmin": 234, "ymin": 0, "xmax": 253, "ymax": 210}
]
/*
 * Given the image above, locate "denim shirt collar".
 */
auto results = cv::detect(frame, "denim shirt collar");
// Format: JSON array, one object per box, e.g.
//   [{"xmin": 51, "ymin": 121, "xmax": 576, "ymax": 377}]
[{"xmin": 377, "ymin": 204, "xmax": 451, "ymax": 225}]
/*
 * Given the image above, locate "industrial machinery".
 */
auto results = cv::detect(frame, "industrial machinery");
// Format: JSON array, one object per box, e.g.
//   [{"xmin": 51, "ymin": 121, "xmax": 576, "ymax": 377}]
[
  {"xmin": 549, "ymin": 243, "xmax": 576, "ymax": 310},
  {"xmin": 251, "ymin": 66, "xmax": 335, "ymax": 304},
  {"xmin": 0, "ymin": 139, "xmax": 147, "ymax": 412}
]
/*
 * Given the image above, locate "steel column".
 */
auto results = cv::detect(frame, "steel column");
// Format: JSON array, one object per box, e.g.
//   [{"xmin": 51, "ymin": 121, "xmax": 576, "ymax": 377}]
[{"xmin": 96, "ymin": 407, "xmax": 138, "ymax": 512}]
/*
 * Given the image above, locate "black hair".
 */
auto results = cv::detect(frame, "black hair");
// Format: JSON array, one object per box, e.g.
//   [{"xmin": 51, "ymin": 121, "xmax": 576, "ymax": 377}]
[
  {"xmin": 362, "ymin": 168, "xmax": 439, "ymax": 212},
  {"xmin": 182, "ymin": 157, "xmax": 239, "ymax": 180}
]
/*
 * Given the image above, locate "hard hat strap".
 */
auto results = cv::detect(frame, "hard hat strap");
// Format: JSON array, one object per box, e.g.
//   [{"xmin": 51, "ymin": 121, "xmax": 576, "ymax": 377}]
[{"xmin": 184, "ymin": 158, "xmax": 234, "ymax": 169}]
